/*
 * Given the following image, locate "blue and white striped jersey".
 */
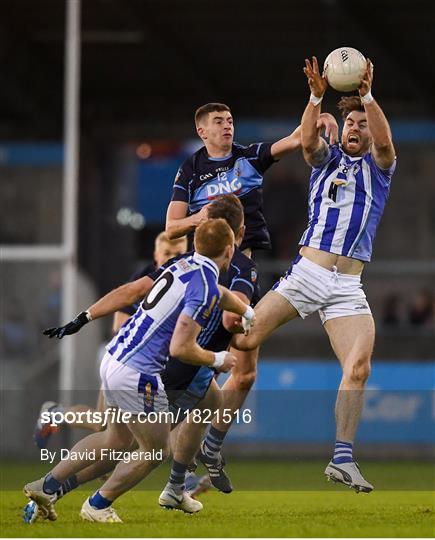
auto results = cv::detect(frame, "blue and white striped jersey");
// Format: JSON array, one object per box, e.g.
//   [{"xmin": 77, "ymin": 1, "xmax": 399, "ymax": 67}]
[
  {"xmin": 299, "ymin": 145, "xmax": 396, "ymax": 262},
  {"xmin": 106, "ymin": 252, "xmax": 220, "ymax": 375}
]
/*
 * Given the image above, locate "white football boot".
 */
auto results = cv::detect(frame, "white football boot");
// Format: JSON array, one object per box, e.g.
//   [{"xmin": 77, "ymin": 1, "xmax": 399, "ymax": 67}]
[
  {"xmin": 325, "ymin": 461, "xmax": 374, "ymax": 493},
  {"xmin": 159, "ymin": 487, "xmax": 203, "ymax": 513},
  {"xmin": 23, "ymin": 478, "xmax": 58, "ymax": 520},
  {"xmin": 80, "ymin": 498, "xmax": 122, "ymax": 522}
]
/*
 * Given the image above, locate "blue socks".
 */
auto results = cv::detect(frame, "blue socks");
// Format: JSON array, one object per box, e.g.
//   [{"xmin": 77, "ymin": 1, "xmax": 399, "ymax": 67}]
[
  {"xmin": 203, "ymin": 426, "xmax": 227, "ymax": 460},
  {"xmin": 89, "ymin": 490, "xmax": 112, "ymax": 510},
  {"xmin": 43, "ymin": 473, "xmax": 78, "ymax": 497},
  {"xmin": 332, "ymin": 440, "xmax": 353, "ymax": 464},
  {"xmin": 59, "ymin": 474, "xmax": 78, "ymax": 497},
  {"xmin": 42, "ymin": 473, "xmax": 62, "ymax": 495}
]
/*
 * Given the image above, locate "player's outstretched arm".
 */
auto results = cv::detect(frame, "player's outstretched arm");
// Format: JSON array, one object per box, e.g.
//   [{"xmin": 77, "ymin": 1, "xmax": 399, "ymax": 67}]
[
  {"xmin": 301, "ymin": 56, "xmax": 330, "ymax": 167},
  {"xmin": 165, "ymin": 201, "xmax": 209, "ymax": 240},
  {"xmin": 87, "ymin": 276, "xmax": 154, "ymax": 320},
  {"xmin": 270, "ymin": 125, "xmax": 302, "ymax": 159},
  {"xmin": 43, "ymin": 276, "xmax": 154, "ymax": 339},
  {"xmin": 358, "ymin": 59, "xmax": 395, "ymax": 169},
  {"xmin": 170, "ymin": 314, "xmax": 237, "ymax": 373},
  {"xmin": 271, "ymin": 113, "xmax": 338, "ymax": 160}
]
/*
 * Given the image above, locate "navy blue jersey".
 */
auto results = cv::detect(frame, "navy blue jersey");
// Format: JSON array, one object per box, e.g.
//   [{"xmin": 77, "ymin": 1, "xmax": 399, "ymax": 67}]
[
  {"xmin": 152, "ymin": 247, "xmax": 260, "ymax": 391},
  {"xmin": 171, "ymin": 143, "xmax": 277, "ymax": 251},
  {"xmin": 120, "ymin": 263, "xmax": 156, "ymax": 316}
]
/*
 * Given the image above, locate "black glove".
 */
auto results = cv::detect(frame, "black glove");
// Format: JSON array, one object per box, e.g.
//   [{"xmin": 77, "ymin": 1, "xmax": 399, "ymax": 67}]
[{"xmin": 43, "ymin": 311, "xmax": 92, "ymax": 339}]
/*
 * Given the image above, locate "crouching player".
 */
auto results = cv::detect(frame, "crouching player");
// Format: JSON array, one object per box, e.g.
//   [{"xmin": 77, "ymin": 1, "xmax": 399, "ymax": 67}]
[
  {"xmin": 33, "ymin": 232, "xmax": 188, "ymax": 447},
  {"xmin": 23, "ymin": 218, "xmax": 255, "ymax": 522}
]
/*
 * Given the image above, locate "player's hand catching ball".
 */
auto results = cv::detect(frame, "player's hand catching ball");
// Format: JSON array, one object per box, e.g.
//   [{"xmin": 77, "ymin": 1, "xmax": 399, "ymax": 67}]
[
  {"xmin": 303, "ymin": 56, "xmax": 328, "ymax": 98},
  {"xmin": 43, "ymin": 311, "xmax": 92, "ymax": 339},
  {"xmin": 359, "ymin": 58, "xmax": 373, "ymax": 97}
]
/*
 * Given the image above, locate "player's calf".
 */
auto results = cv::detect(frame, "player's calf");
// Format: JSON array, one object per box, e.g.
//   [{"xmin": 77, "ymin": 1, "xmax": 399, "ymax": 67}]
[{"xmin": 233, "ymin": 369, "xmax": 256, "ymax": 391}]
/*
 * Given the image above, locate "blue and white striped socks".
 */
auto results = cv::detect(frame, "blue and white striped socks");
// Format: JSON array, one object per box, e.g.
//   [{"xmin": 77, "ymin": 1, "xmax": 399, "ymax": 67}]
[
  {"xmin": 166, "ymin": 460, "xmax": 188, "ymax": 494},
  {"xmin": 203, "ymin": 426, "xmax": 227, "ymax": 460},
  {"xmin": 43, "ymin": 473, "xmax": 78, "ymax": 497},
  {"xmin": 332, "ymin": 440, "xmax": 353, "ymax": 464}
]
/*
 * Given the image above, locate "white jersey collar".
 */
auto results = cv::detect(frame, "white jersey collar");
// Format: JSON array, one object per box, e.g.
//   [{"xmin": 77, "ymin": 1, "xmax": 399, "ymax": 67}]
[{"xmin": 193, "ymin": 252, "xmax": 219, "ymax": 279}]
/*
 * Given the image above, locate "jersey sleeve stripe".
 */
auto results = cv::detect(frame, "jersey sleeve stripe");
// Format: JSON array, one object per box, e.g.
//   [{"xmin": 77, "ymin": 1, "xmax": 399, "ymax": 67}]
[
  {"xmin": 192, "ymin": 266, "xmax": 209, "ymax": 320},
  {"xmin": 231, "ymin": 277, "xmax": 255, "ymax": 292}
]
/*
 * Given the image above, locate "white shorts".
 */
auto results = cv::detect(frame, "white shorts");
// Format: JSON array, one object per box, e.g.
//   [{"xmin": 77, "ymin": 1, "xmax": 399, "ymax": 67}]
[
  {"xmin": 273, "ymin": 256, "xmax": 372, "ymax": 324},
  {"xmin": 100, "ymin": 353, "xmax": 168, "ymax": 414}
]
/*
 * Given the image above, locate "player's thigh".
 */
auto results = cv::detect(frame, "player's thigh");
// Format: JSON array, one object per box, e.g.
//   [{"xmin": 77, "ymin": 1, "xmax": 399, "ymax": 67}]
[
  {"xmin": 126, "ymin": 413, "xmax": 171, "ymax": 452},
  {"xmin": 324, "ymin": 314, "xmax": 375, "ymax": 369},
  {"xmin": 104, "ymin": 412, "xmax": 135, "ymax": 449},
  {"xmin": 240, "ymin": 290, "xmax": 299, "ymax": 349}
]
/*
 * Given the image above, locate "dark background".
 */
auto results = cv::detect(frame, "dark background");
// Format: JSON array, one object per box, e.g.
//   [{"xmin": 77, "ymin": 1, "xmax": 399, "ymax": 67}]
[{"xmin": 2, "ymin": 0, "xmax": 434, "ymax": 139}]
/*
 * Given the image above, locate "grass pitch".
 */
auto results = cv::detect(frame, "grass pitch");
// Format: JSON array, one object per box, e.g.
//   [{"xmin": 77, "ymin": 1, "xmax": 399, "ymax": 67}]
[{"xmin": 1, "ymin": 460, "xmax": 434, "ymax": 537}]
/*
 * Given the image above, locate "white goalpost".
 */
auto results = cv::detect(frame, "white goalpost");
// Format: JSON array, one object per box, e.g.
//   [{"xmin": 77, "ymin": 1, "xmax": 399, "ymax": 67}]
[{"xmin": 0, "ymin": 0, "xmax": 81, "ymax": 402}]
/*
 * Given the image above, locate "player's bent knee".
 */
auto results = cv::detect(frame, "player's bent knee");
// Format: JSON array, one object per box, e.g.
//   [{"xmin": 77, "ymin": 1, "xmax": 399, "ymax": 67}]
[
  {"xmin": 92, "ymin": 422, "xmax": 106, "ymax": 433},
  {"xmin": 234, "ymin": 334, "xmax": 258, "ymax": 352}
]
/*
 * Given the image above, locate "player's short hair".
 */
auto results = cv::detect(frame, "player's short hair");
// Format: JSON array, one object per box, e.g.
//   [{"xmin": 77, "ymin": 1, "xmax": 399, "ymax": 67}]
[
  {"xmin": 195, "ymin": 103, "xmax": 231, "ymax": 125},
  {"xmin": 155, "ymin": 232, "xmax": 187, "ymax": 249},
  {"xmin": 207, "ymin": 194, "xmax": 244, "ymax": 236},
  {"xmin": 337, "ymin": 96, "xmax": 365, "ymax": 120},
  {"xmin": 194, "ymin": 218, "xmax": 234, "ymax": 258}
]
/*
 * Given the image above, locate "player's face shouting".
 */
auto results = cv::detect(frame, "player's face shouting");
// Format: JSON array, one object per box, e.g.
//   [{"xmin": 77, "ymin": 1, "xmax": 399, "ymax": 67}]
[
  {"xmin": 341, "ymin": 111, "xmax": 372, "ymax": 156},
  {"xmin": 199, "ymin": 111, "xmax": 234, "ymax": 150}
]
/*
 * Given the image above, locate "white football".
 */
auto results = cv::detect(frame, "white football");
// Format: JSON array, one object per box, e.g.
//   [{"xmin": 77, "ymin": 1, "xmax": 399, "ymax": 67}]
[{"xmin": 324, "ymin": 47, "xmax": 366, "ymax": 92}]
